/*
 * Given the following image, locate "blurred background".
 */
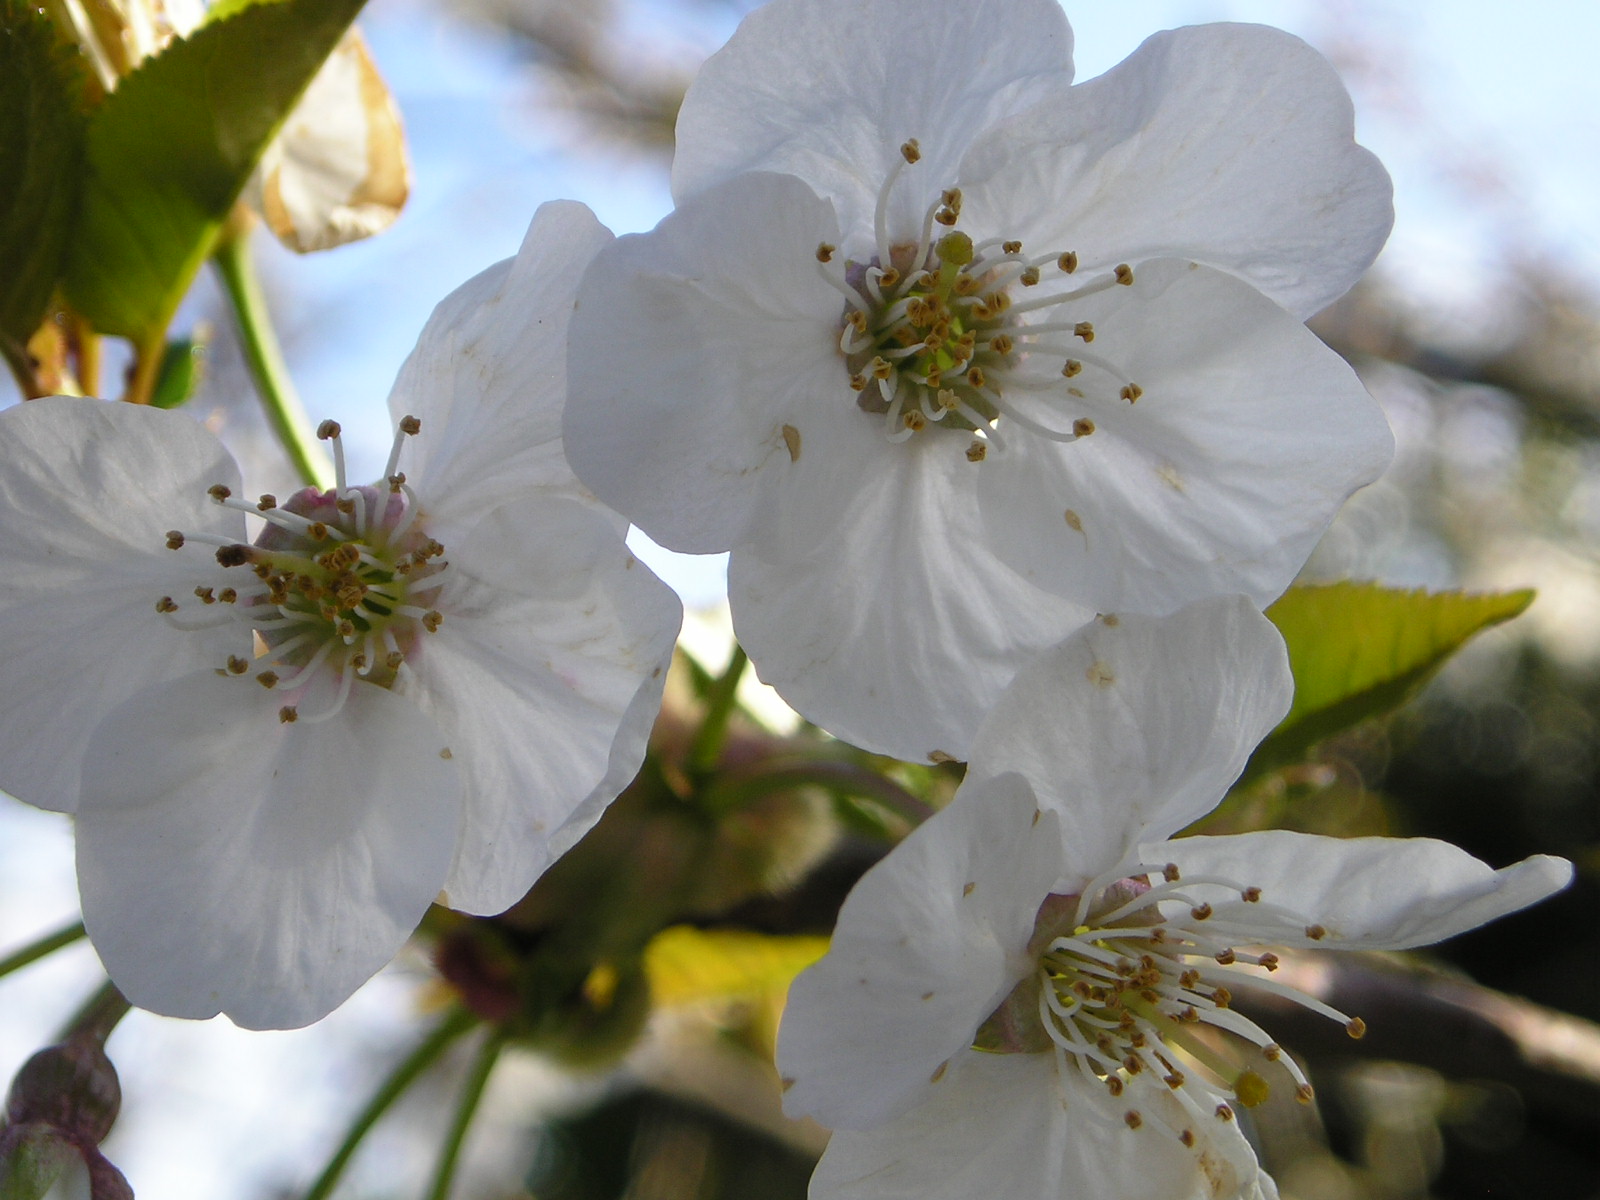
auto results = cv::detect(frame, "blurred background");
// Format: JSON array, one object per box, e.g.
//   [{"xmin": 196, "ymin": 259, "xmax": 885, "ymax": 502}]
[{"xmin": 4, "ymin": 0, "xmax": 1600, "ymax": 1196}]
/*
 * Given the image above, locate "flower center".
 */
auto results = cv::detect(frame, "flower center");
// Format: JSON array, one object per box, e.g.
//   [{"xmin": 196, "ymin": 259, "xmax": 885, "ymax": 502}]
[
  {"xmin": 815, "ymin": 138, "xmax": 1145, "ymax": 460},
  {"xmin": 156, "ymin": 417, "xmax": 447, "ymax": 723},
  {"xmin": 974, "ymin": 864, "xmax": 1366, "ymax": 1150}
]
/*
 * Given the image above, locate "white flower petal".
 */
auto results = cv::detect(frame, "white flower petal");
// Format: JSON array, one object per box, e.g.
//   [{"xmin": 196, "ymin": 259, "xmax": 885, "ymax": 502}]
[
  {"xmin": 964, "ymin": 597, "xmax": 1292, "ymax": 882},
  {"xmin": 729, "ymin": 436, "xmax": 1094, "ymax": 762},
  {"xmin": 0, "ymin": 397, "xmax": 245, "ymax": 813},
  {"xmin": 976, "ymin": 260, "xmax": 1393, "ymax": 611},
  {"xmin": 779, "ymin": 774, "xmax": 1061, "ymax": 1130},
  {"xmin": 959, "ymin": 23, "xmax": 1392, "ymax": 319},
  {"xmin": 405, "ymin": 497, "xmax": 680, "ymax": 916},
  {"xmin": 390, "ymin": 200, "xmax": 615, "ymax": 528},
  {"xmin": 812, "ymin": 1050, "xmax": 1267, "ymax": 1200},
  {"xmin": 671, "ymin": 0, "xmax": 1073, "ymax": 241},
  {"xmin": 565, "ymin": 172, "xmax": 853, "ymax": 555},
  {"xmin": 1152, "ymin": 830, "xmax": 1573, "ymax": 951},
  {"xmin": 76, "ymin": 670, "xmax": 460, "ymax": 1029},
  {"xmin": 250, "ymin": 28, "xmax": 410, "ymax": 254}
]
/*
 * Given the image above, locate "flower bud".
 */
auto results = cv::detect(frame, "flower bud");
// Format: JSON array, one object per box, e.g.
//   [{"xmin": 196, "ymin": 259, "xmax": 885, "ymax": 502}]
[{"xmin": 5, "ymin": 1040, "xmax": 121, "ymax": 1146}]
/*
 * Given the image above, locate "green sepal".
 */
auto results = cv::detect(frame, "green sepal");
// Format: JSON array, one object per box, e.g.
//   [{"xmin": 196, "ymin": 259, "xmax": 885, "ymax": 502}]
[{"xmin": 149, "ymin": 333, "xmax": 208, "ymax": 409}]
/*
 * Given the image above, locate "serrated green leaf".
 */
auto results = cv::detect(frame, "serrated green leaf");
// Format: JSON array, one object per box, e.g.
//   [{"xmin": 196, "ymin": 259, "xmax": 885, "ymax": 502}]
[
  {"xmin": 62, "ymin": 0, "xmax": 365, "ymax": 344},
  {"xmin": 0, "ymin": 2, "xmax": 89, "ymax": 381},
  {"xmin": 1243, "ymin": 582, "xmax": 1534, "ymax": 783},
  {"xmin": 643, "ymin": 926, "xmax": 828, "ymax": 1007}
]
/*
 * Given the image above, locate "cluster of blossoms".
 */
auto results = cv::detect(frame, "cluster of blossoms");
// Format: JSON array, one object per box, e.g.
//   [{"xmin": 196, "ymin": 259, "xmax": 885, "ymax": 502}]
[
  {"xmin": 0, "ymin": 0, "xmax": 1574, "ymax": 1196},
  {"xmin": 557, "ymin": 0, "xmax": 1571, "ymax": 1196}
]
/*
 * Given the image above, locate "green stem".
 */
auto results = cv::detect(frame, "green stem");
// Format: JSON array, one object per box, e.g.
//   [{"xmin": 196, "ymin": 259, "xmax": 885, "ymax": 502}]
[
  {"xmin": 212, "ymin": 223, "xmax": 332, "ymax": 489},
  {"xmin": 704, "ymin": 760, "xmax": 935, "ymax": 826},
  {"xmin": 123, "ymin": 333, "xmax": 164, "ymax": 406},
  {"xmin": 423, "ymin": 1028, "xmax": 507, "ymax": 1200},
  {"xmin": 55, "ymin": 980, "xmax": 130, "ymax": 1046},
  {"xmin": 303, "ymin": 1007, "xmax": 477, "ymax": 1200},
  {"xmin": 0, "ymin": 920, "xmax": 85, "ymax": 983},
  {"xmin": 687, "ymin": 644, "xmax": 748, "ymax": 776}
]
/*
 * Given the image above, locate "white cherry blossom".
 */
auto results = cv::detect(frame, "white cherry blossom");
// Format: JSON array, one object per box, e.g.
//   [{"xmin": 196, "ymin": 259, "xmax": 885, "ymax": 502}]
[
  {"xmin": 564, "ymin": 0, "xmax": 1396, "ymax": 763},
  {"xmin": 0, "ymin": 201, "xmax": 681, "ymax": 1029},
  {"xmin": 777, "ymin": 597, "xmax": 1571, "ymax": 1200}
]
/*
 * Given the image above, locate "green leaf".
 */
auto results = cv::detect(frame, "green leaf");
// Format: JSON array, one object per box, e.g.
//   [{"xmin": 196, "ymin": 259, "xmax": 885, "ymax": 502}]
[
  {"xmin": 1244, "ymin": 582, "xmax": 1535, "ymax": 782},
  {"xmin": 62, "ymin": 0, "xmax": 365, "ymax": 345},
  {"xmin": 643, "ymin": 926, "xmax": 828, "ymax": 1006},
  {"xmin": 0, "ymin": 2, "xmax": 89, "ymax": 382}
]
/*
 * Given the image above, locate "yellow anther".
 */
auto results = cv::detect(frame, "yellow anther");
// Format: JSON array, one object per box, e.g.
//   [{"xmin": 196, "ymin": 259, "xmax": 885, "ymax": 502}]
[
  {"xmin": 207, "ymin": 484, "xmax": 232, "ymax": 501},
  {"xmin": 816, "ymin": 242, "xmax": 836, "ymax": 263},
  {"xmin": 257, "ymin": 494, "xmax": 277, "ymax": 511},
  {"xmin": 422, "ymin": 611, "xmax": 443, "ymax": 633},
  {"xmin": 1121, "ymin": 383, "xmax": 1144, "ymax": 403},
  {"xmin": 1304, "ymin": 924, "xmax": 1327, "ymax": 941},
  {"xmin": 871, "ymin": 357, "xmax": 893, "ymax": 380},
  {"xmin": 1242, "ymin": 886, "xmax": 1262, "ymax": 902},
  {"xmin": 279, "ymin": 705, "xmax": 298, "ymax": 723},
  {"xmin": 849, "ymin": 373, "xmax": 869, "ymax": 392},
  {"xmin": 165, "ymin": 530, "xmax": 185, "ymax": 550},
  {"xmin": 1346, "ymin": 1017, "xmax": 1367, "ymax": 1040},
  {"xmin": 399, "ymin": 415, "xmax": 422, "ymax": 435},
  {"xmin": 316, "ymin": 420, "xmax": 341, "ymax": 440},
  {"xmin": 966, "ymin": 441, "xmax": 987, "ymax": 463},
  {"xmin": 1259, "ymin": 953, "xmax": 1280, "ymax": 972},
  {"xmin": 1062, "ymin": 359, "xmax": 1082, "ymax": 378},
  {"xmin": 256, "ymin": 671, "xmax": 279, "ymax": 688},
  {"xmin": 1124, "ymin": 1111, "xmax": 1143, "ymax": 1130},
  {"xmin": 1058, "ymin": 251, "xmax": 1079, "ymax": 274},
  {"xmin": 1073, "ymin": 321, "xmax": 1095, "ymax": 342},
  {"xmin": 1190, "ymin": 902, "xmax": 1213, "ymax": 921},
  {"xmin": 1073, "ymin": 418, "xmax": 1096, "ymax": 438},
  {"xmin": 226, "ymin": 656, "xmax": 249, "ymax": 675},
  {"xmin": 155, "ymin": 596, "xmax": 178, "ymax": 613},
  {"xmin": 1002, "ymin": 240, "xmax": 1022, "ymax": 255},
  {"xmin": 1020, "ymin": 266, "xmax": 1040, "ymax": 286},
  {"xmin": 900, "ymin": 138, "xmax": 921, "ymax": 164},
  {"xmin": 1114, "ymin": 263, "xmax": 1134, "ymax": 285}
]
